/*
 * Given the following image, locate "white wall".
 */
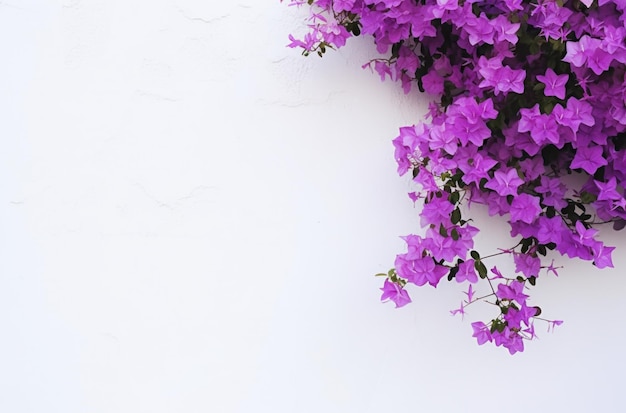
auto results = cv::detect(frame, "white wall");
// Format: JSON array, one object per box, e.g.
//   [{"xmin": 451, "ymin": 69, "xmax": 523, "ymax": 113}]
[{"xmin": 1, "ymin": 1, "xmax": 625, "ymax": 412}]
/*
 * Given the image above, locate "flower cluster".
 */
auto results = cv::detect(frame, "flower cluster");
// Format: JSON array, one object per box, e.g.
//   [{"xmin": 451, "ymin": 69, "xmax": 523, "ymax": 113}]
[{"xmin": 286, "ymin": 0, "xmax": 626, "ymax": 354}]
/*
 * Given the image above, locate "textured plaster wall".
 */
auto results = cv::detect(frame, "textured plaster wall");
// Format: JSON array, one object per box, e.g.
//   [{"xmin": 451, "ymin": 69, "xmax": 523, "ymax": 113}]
[{"xmin": 1, "ymin": 1, "xmax": 625, "ymax": 412}]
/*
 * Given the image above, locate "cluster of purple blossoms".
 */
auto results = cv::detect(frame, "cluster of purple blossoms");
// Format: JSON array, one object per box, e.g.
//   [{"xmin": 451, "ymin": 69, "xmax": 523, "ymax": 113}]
[{"xmin": 286, "ymin": 0, "xmax": 626, "ymax": 354}]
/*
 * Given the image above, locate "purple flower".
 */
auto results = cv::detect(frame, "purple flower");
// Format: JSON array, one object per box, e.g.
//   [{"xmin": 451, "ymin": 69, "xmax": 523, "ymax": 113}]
[
  {"xmin": 332, "ymin": 0, "xmax": 355, "ymax": 13},
  {"xmin": 380, "ymin": 279, "xmax": 412, "ymax": 308},
  {"xmin": 494, "ymin": 66, "xmax": 526, "ymax": 95},
  {"xmin": 518, "ymin": 104, "xmax": 541, "ymax": 133},
  {"xmin": 471, "ymin": 321, "xmax": 492, "ymax": 345},
  {"xmin": 593, "ymin": 244, "xmax": 615, "ymax": 269},
  {"xmin": 490, "ymin": 15, "xmax": 520, "ymax": 44},
  {"xmin": 530, "ymin": 114, "xmax": 559, "ymax": 145},
  {"xmin": 514, "ymin": 253, "xmax": 541, "ymax": 278},
  {"xmin": 319, "ymin": 21, "xmax": 351, "ymax": 47},
  {"xmin": 428, "ymin": 123, "xmax": 458, "ymax": 155},
  {"xmin": 485, "ymin": 168, "xmax": 524, "ymax": 196},
  {"xmin": 458, "ymin": 151, "xmax": 498, "ymax": 185},
  {"xmin": 565, "ymin": 97, "xmax": 595, "ymax": 129},
  {"xmin": 570, "ymin": 144, "xmax": 607, "ymax": 174},
  {"xmin": 456, "ymin": 259, "xmax": 478, "ymax": 284},
  {"xmin": 536, "ymin": 216, "xmax": 565, "ymax": 244},
  {"xmin": 595, "ymin": 177, "xmax": 622, "ymax": 201},
  {"xmin": 575, "ymin": 221, "xmax": 599, "ymax": 247},
  {"xmin": 536, "ymin": 68, "xmax": 568, "ymax": 99},
  {"xmin": 396, "ymin": 255, "xmax": 447, "ymax": 287},
  {"xmin": 509, "ymin": 193, "xmax": 541, "ymax": 224},
  {"xmin": 493, "ymin": 327, "xmax": 524, "ymax": 355},
  {"xmin": 496, "ymin": 280, "xmax": 529, "ymax": 303},
  {"xmin": 563, "ymin": 35, "xmax": 601, "ymax": 68}
]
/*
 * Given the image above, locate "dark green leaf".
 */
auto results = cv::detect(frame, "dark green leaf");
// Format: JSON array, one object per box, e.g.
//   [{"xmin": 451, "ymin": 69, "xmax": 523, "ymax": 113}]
[
  {"xmin": 451, "ymin": 228, "xmax": 459, "ymax": 241},
  {"xmin": 451, "ymin": 208, "xmax": 461, "ymax": 224},
  {"xmin": 475, "ymin": 260, "xmax": 487, "ymax": 279},
  {"xmin": 439, "ymin": 223, "xmax": 448, "ymax": 237},
  {"xmin": 447, "ymin": 265, "xmax": 459, "ymax": 281},
  {"xmin": 449, "ymin": 191, "xmax": 460, "ymax": 204}
]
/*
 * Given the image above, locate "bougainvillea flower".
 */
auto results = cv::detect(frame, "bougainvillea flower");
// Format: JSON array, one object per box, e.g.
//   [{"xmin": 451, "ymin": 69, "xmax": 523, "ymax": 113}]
[
  {"xmin": 456, "ymin": 259, "xmax": 478, "ymax": 283},
  {"xmin": 471, "ymin": 322, "xmax": 492, "ymax": 345},
  {"xmin": 287, "ymin": 0, "xmax": 624, "ymax": 354},
  {"xmin": 509, "ymin": 194, "xmax": 541, "ymax": 224},
  {"xmin": 536, "ymin": 68, "xmax": 568, "ymax": 99},
  {"xmin": 570, "ymin": 144, "xmax": 607, "ymax": 174},
  {"xmin": 485, "ymin": 168, "xmax": 524, "ymax": 196},
  {"xmin": 380, "ymin": 279, "xmax": 412, "ymax": 308},
  {"xmin": 563, "ymin": 35, "xmax": 601, "ymax": 68}
]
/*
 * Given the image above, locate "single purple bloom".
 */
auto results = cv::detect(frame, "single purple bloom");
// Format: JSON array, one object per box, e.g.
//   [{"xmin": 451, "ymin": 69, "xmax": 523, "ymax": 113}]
[
  {"xmin": 563, "ymin": 35, "xmax": 601, "ymax": 68},
  {"xmin": 456, "ymin": 259, "xmax": 478, "ymax": 284},
  {"xmin": 536, "ymin": 216, "xmax": 565, "ymax": 244},
  {"xmin": 530, "ymin": 114, "xmax": 560, "ymax": 144},
  {"xmin": 595, "ymin": 177, "xmax": 622, "ymax": 201},
  {"xmin": 518, "ymin": 104, "xmax": 541, "ymax": 133},
  {"xmin": 494, "ymin": 66, "xmax": 526, "ymax": 95},
  {"xmin": 490, "ymin": 15, "xmax": 520, "ymax": 44},
  {"xmin": 509, "ymin": 193, "xmax": 542, "ymax": 224},
  {"xmin": 332, "ymin": 0, "xmax": 355, "ymax": 12},
  {"xmin": 478, "ymin": 98, "xmax": 498, "ymax": 120},
  {"xmin": 471, "ymin": 321, "xmax": 492, "ymax": 345},
  {"xmin": 422, "ymin": 71, "xmax": 445, "ymax": 95},
  {"xmin": 587, "ymin": 48, "xmax": 613, "ymax": 75},
  {"xmin": 570, "ymin": 144, "xmax": 607, "ymax": 174},
  {"xmin": 593, "ymin": 244, "xmax": 615, "ymax": 269},
  {"xmin": 420, "ymin": 197, "xmax": 454, "ymax": 227},
  {"xmin": 380, "ymin": 279, "xmax": 412, "ymax": 308},
  {"xmin": 493, "ymin": 327, "xmax": 524, "ymax": 355},
  {"xmin": 536, "ymin": 68, "xmax": 568, "ymax": 99},
  {"xmin": 575, "ymin": 221, "xmax": 599, "ymax": 246},
  {"xmin": 319, "ymin": 21, "xmax": 351, "ymax": 48},
  {"xmin": 429, "ymin": 123, "xmax": 458, "ymax": 155},
  {"xmin": 485, "ymin": 168, "xmax": 524, "ymax": 196},
  {"xmin": 465, "ymin": 14, "xmax": 494, "ymax": 45},
  {"xmin": 496, "ymin": 280, "xmax": 529, "ymax": 303},
  {"xmin": 513, "ymin": 253, "xmax": 541, "ymax": 278},
  {"xmin": 566, "ymin": 97, "xmax": 595, "ymax": 129},
  {"xmin": 458, "ymin": 152, "xmax": 498, "ymax": 185}
]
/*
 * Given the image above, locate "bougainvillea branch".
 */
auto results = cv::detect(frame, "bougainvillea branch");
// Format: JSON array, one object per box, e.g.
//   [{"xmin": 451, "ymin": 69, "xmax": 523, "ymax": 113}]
[{"xmin": 285, "ymin": 0, "xmax": 626, "ymax": 354}]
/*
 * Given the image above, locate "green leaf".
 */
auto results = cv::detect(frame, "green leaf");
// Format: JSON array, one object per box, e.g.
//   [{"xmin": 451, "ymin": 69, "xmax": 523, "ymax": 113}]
[
  {"xmin": 528, "ymin": 276, "xmax": 537, "ymax": 286},
  {"xmin": 537, "ymin": 244, "xmax": 547, "ymax": 256},
  {"xmin": 451, "ymin": 228, "xmax": 460, "ymax": 241},
  {"xmin": 447, "ymin": 265, "xmax": 459, "ymax": 282},
  {"xmin": 451, "ymin": 208, "xmax": 461, "ymax": 224},
  {"xmin": 475, "ymin": 260, "xmax": 487, "ymax": 279},
  {"xmin": 470, "ymin": 250, "xmax": 480, "ymax": 260},
  {"xmin": 449, "ymin": 191, "xmax": 460, "ymax": 204},
  {"xmin": 439, "ymin": 223, "xmax": 448, "ymax": 238}
]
